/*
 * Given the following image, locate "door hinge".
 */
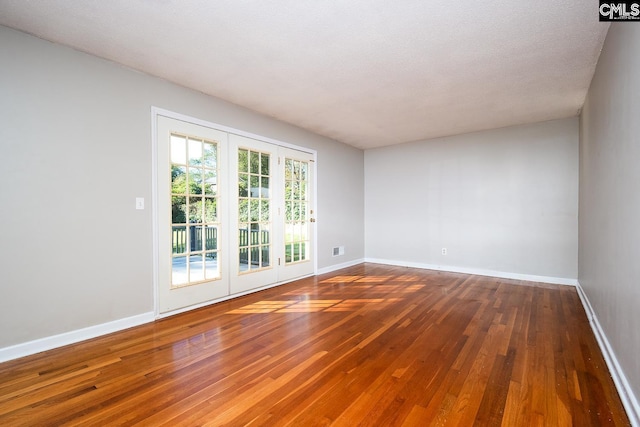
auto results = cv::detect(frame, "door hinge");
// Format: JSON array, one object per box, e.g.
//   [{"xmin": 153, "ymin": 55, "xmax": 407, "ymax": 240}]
[
  {"xmin": 278, "ymin": 258, "xmax": 281, "ymax": 266},
  {"xmin": 278, "ymin": 157, "xmax": 281, "ymax": 165}
]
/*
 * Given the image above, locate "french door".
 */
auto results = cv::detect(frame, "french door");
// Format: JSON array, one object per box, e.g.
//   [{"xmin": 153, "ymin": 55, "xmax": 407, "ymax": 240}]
[
  {"xmin": 229, "ymin": 135, "xmax": 278, "ymax": 294},
  {"xmin": 156, "ymin": 114, "xmax": 315, "ymax": 314},
  {"xmin": 278, "ymin": 146, "xmax": 315, "ymax": 283},
  {"xmin": 229, "ymin": 136, "xmax": 315, "ymax": 294},
  {"xmin": 157, "ymin": 116, "xmax": 229, "ymax": 313}
]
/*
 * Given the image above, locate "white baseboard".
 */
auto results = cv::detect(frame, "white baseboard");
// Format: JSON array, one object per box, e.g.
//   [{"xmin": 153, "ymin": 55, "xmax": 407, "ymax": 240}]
[
  {"xmin": 364, "ymin": 258, "xmax": 578, "ymax": 286},
  {"xmin": 575, "ymin": 283, "xmax": 640, "ymax": 426},
  {"xmin": 0, "ymin": 312, "xmax": 155, "ymax": 364},
  {"xmin": 317, "ymin": 258, "xmax": 365, "ymax": 276}
]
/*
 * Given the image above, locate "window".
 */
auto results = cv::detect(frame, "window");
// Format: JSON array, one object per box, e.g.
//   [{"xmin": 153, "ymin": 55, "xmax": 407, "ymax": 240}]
[
  {"xmin": 170, "ymin": 134, "xmax": 220, "ymax": 286},
  {"xmin": 237, "ymin": 148, "xmax": 271, "ymax": 272},
  {"xmin": 284, "ymin": 158, "xmax": 310, "ymax": 264}
]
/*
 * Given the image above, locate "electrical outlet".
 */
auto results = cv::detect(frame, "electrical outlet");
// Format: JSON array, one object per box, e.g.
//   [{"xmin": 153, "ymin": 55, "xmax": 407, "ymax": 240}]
[{"xmin": 441, "ymin": 248, "xmax": 447, "ymax": 255}]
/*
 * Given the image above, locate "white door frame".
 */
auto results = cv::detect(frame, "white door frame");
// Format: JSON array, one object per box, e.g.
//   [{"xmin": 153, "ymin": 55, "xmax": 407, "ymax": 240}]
[{"xmin": 151, "ymin": 107, "xmax": 317, "ymax": 318}]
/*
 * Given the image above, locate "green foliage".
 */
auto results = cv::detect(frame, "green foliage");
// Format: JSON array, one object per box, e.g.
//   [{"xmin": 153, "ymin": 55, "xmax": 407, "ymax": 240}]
[{"xmin": 172, "ymin": 166, "xmax": 217, "ymax": 224}]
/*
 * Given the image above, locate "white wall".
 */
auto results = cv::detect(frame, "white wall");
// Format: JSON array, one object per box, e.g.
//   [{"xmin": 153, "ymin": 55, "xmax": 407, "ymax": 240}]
[
  {"xmin": 579, "ymin": 23, "xmax": 640, "ymax": 410},
  {"xmin": 0, "ymin": 26, "xmax": 364, "ymax": 349},
  {"xmin": 365, "ymin": 118, "xmax": 579, "ymax": 281}
]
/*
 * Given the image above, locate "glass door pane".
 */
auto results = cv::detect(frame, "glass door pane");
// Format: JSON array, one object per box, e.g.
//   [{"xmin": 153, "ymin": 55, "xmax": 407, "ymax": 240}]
[
  {"xmin": 170, "ymin": 134, "xmax": 221, "ymax": 286},
  {"xmin": 237, "ymin": 148, "xmax": 271, "ymax": 272},
  {"xmin": 284, "ymin": 158, "xmax": 310, "ymax": 264}
]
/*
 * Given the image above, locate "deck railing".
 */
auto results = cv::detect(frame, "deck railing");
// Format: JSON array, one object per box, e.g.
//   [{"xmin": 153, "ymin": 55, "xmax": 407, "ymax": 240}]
[{"xmin": 172, "ymin": 226, "xmax": 269, "ymax": 267}]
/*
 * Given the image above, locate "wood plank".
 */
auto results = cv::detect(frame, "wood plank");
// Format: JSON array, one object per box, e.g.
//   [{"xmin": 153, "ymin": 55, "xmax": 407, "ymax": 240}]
[{"xmin": 0, "ymin": 263, "xmax": 630, "ymax": 426}]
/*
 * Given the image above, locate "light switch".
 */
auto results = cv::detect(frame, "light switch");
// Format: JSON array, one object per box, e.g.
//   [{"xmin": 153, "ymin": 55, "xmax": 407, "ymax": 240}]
[{"xmin": 136, "ymin": 197, "xmax": 145, "ymax": 210}]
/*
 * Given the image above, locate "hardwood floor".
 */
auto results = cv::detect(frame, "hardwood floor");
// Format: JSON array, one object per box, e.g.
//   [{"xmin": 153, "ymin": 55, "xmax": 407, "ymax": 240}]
[{"xmin": 0, "ymin": 263, "xmax": 630, "ymax": 426}]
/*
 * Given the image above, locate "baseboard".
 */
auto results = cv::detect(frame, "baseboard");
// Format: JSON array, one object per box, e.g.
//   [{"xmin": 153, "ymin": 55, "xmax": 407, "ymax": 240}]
[
  {"xmin": 0, "ymin": 312, "xmax": 155, "ymax": 364},
  {"xmin": 316, "ymin": 258, "xmax": 365, "ymax": 276},
  {"xmin": 575, "ymin": 283, "xmax": 640, "ymax": 426},
  {"xmin": 364, "ymin": 258, "xmax": 578, "ymax": 286}
]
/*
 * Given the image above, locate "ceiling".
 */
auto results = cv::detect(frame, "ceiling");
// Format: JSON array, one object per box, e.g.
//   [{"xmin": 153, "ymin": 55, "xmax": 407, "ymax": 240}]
[{"xmin": 0, "ymin": 1, "xmax": 609, "ymax": 150}]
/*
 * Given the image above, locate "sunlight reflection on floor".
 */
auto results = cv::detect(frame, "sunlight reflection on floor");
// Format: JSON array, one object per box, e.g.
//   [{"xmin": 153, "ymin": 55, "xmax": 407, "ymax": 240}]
[
  {"xmin": 226, "ymin": 297, "xmax": 412, "ymax": 314},
  {"xmin": 227, "ymin": 274, "xmax": 426, "ymax": 314}
]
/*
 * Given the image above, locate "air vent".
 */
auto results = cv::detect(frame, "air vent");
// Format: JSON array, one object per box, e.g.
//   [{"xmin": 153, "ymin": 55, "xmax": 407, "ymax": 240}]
[{"xmin": 332, "ymin": 246, "xmax": 345, "ymax": 257}]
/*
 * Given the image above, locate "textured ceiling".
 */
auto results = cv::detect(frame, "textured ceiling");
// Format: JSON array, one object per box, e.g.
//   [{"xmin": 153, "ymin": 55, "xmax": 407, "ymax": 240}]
[{"xmin": 0, "ymin": 1, "xmax": 609, "ymax": 149}]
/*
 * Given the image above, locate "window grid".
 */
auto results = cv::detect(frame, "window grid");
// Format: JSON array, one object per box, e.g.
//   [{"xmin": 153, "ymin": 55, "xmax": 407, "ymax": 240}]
[
  {"xmin": 170, "ymin": 133, "xmax": 220, "ymax": 287},
  {"xmin": 284, "ymin": 158, "xmax": 309, "ymax": 264},
  {"xmin": 238, "ymin": 148, "xmax": 271, "ymax": 273}
]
